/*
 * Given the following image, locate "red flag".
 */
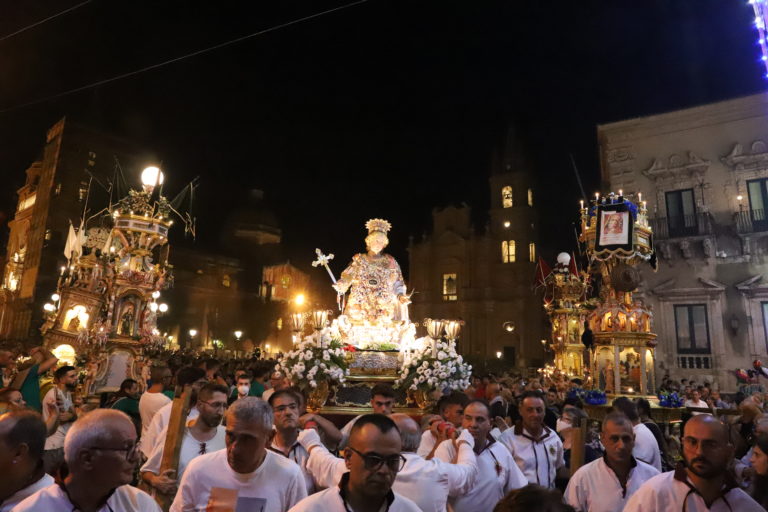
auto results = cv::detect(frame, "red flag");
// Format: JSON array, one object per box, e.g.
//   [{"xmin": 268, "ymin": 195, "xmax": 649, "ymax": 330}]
[
  {"xmin": 569, "ymin": 252, "xmax": 580, "ymax": 276},
  {"xmin": 534, "ymin": 256, "xmax": 552, "ymax": 287}
]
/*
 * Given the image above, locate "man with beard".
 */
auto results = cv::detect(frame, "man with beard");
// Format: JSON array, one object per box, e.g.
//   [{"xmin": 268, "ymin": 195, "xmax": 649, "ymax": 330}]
[
  {"xmin": 14, "ymin": 409, "xmax": 159, "ymax": 511},
  {"xmin": 141, "ymin": 383, "xmax": 228, "ymax": 498},
  {"xmin": 499, "ymin": 391, "xmax": 564, "ymax": 489},
  {"xmin": 435, "ymin": 400, "xmax": 527, "ymax": 512},
  {"xmin": 289, "ymin": 414, "xmax": 420, "ymax": 511},
  {"xmin": 624, "ymin": 414, "xmax": 763, "ymax": 511},
  {"xmin": 565, "ymin": 413, "xmax": 658, "ymax": 512},
  {"xmin": 41, "ymin": 365, "xmax": 78, "ymax": 476},
  {"xmin": 171, "ymin": 397, "xmax": 306, "ymax": 512}
]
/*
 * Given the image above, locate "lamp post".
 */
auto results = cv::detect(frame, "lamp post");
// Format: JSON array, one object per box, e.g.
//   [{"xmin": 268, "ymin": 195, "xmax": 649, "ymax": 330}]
[
  {"xmin": 189, "ymin": 328, "xmax": 197, "ymax": 347},
  {"xmin": 234, "ymin": 330, "xmax": 242, "ymax": 341}
]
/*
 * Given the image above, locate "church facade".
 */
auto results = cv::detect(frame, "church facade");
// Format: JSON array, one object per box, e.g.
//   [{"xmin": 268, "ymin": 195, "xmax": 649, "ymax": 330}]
[{"xmin": 409, "ymin": 135, "xmax": 546, "ymax": 369}]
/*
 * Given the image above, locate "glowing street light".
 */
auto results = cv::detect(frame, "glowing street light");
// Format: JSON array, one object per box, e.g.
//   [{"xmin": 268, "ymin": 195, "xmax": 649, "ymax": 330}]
[
  {"xmin": 234, "ymin": 330, "xmax": 243, "ymax": 340},
  {"xmin": 496, "ymin": 351, "xmax": 502, "ymax": 359},
  {"xmin": 189, "ymin": 329, "xmax": 198, "ymax": 338},
  {"xmin": 294, "ymin": 294, "xmax": 305, "ymax": 306},
  {"xmin": 158, "ymin": 303, "xmax": 168, "ymax": 313}
]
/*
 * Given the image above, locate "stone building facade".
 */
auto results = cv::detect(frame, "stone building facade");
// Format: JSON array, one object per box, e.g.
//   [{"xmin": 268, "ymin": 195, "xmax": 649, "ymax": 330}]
[
  {"xmin": 409, "ymin": 132, "xmax": 546, "ymax": 368},
  {"xmin": 598, "ymin": 93, "xmax": 768, "ymax": 390}
]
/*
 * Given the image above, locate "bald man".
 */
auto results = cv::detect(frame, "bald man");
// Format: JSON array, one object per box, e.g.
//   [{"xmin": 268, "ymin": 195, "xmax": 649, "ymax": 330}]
[
  {"xmin": 624, "ymin": 414, "xmax": 762, "ymax": 511},
  {"xmin": 14, "ymin": 409, "xmax": 159, "ymax": 512}
]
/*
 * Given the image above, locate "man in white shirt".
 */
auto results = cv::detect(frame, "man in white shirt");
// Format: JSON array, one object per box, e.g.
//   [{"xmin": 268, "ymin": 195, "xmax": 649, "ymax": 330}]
[
  {"xmin": 141, "ymin": 383, "xmax": 228, "ymax": 497},
  {"xmin": 624, "ymin": 414, "xmax": 763, "ymax": 511},
  {"xmin": 436, "ymin": 400, "xmax": 528, "ymax": 512},
  {"xmin": 417, "ymin": 392, "xmax": 468, "ymax": 458},
  {"xmin": 499, "ymin": 391, "xmax": 564, "ymax": 489},
  {"xmin": 139, "ymin": 365, "xmax": 172, "ymax": 441},
  {"xmin": 14, "ymin": 409, "xmax": 160, "ymax": 512},
  {"xmin": 0, "ymin": 410, "xmax": 54, "ymax": 512},
  {"xmin": 141, "ymin": 366, "xmax": 207, "ymax": 457},
  {"xmin": 289, "ymin": 414, "xmax": 420, "ymax": 512},
  {"xmin": 171, "ymin": 397, "xmax": 306, "ymax": 512},
  {"xmin": 298, "ymin": 413, "xmax": 477, "ymax": 512},
  {"xmin": 612, "ymin": 397, "xmax": 662, "ymax": 472},
  {"xmin": 685, "ymin": 389, "xmax": 711, "ymax": 416},
  {"xmin": 339, "ymin": 383, "xmax": 395, "ymax": 448},
  {"xmin": 565, "ymin": 412, "xmax": 659, "ymax": 512},
  {"xmin": 262, "ymin": 371, "xmax": 288, "ymax": 403},
  {"xmin": 41, "ymin": 364, "xmax": 78, "ymax": 475}
]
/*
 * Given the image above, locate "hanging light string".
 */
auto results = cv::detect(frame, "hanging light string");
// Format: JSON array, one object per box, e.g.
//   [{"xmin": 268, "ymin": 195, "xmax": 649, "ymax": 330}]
[
  {"xmin": 0, "ymin": 0, "xmax": 94, "ymax": 43},
  {"xmin": 0, "ymin": 0, "xmax": 369, "ymax": 115},
  {"xmin": 750, "ymin": 0, "xmax": 768, "ymax": 78}
]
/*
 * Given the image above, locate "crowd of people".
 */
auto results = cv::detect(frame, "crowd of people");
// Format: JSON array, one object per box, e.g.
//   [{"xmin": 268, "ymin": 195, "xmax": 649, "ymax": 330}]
[{"xmin": 1, "ymin": 344, "xmax": 768, "ymax": 511}]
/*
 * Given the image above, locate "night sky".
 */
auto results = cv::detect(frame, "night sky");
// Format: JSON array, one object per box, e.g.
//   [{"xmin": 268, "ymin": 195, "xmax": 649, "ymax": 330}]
[{"xmin": 0, "ymin": 0, "xmax": 765, "ymax": 276}]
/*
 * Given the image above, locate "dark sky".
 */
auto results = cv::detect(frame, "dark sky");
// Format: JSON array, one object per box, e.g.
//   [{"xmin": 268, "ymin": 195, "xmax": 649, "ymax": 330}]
[{"xmin": 0, "ymin": 0, "xmax": 765, "ymax": 275}]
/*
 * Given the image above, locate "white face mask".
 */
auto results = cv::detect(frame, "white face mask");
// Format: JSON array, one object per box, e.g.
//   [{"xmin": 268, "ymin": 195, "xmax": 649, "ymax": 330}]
[
  {"xmin": 556, "ymin": 418, "xmax": 571, "ymax": 433},
  {"xmin": 237, "ymin": 384, "xmax": 250, "ymax": 396}
]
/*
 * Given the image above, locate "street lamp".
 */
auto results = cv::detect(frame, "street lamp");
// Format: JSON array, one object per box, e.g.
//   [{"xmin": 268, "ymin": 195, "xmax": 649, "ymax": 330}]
[
  {"xmin": 158, "ymin": 303, "xmax": 168, "ymax": 313},
  {"xmin": 294, "ymin": 294, "xmax": 306, "ymax": 306},
  {"xmin": 189, "ymin": 328, "xmax": 197, "ymax": 338},
  {"xmin": 234, "ymin": 330, "xmax": 243, "ymax": 340},
  {"xmin": 496, "ymin": 351, "xmax": 502, "ymax": 359}
]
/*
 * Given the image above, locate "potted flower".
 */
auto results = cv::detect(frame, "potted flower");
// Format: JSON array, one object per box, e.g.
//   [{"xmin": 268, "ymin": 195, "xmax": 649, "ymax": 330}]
[
  {"xmin": 395, "ymin": 337, "xmax": 472, "ymax": 410},
  {"xmin": 275, "ymin": 327, "xmax": 350, "ymax": 411}
]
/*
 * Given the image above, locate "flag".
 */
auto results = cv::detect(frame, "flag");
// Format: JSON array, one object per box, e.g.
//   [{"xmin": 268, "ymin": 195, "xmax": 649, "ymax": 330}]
[
  {"xmin": 569, "ymin": 252, "xmax": 580, "ymax": 276},
  {"xmin": 64, "ymin": 223, "xmax": 77, "ymax": 260},
  {"xmin": 533, "ymin": 256, "xmax": 551, "ymax": 288}
]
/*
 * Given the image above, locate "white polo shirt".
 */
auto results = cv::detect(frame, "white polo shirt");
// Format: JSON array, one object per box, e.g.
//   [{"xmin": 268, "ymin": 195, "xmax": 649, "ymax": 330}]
[
  {"xmin": 417, "ymin": 429, "xmax": 437, "ymax": 458},
  {"xmin": 13, "ymin": 483, "xmax": 160, "ymax": 512},
  {"xmin": 498, "ymin": 424, "xmax": 564, "ymax": 489},
  {"xmin": 0, "ymin": 473, "xmax": 54, "ymax": 512},
  {"xmin": 435, "ymin": 435, "xmax": 527, "ymax": 512},
  {"xmin": 141, "ymin": 402, "xmax": 199, "ymax": 457},
  {"xmin": 564, "ymin": 457, "xmax": 659, "ymax": 512},
  {"xmin": 623, "ymin": 467, "xmax": 764, "ymax": 512},
  {"xmin": 288, "ymin": 473, "xmax": 421, "ymax": 512},
  {"xmin": 269, "ymin": 435, "xmax": 315, "ymax": 495}
]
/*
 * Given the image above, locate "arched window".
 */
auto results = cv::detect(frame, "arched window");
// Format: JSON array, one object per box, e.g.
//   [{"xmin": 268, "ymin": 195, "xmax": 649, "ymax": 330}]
[
  {"xmin": 529, "ymin": 242, "xmax": 536, "ymax": 262},
  {"xmin": 502, "ymin": 186, "xmax": 513, "ymax": 208},
  {"xmin": 528, "ymin": 188, "xmax": 533, "ymax": 206},
  {"xmin": 502, "ymin": 240, "xmax": 516, "ymax": 263}
]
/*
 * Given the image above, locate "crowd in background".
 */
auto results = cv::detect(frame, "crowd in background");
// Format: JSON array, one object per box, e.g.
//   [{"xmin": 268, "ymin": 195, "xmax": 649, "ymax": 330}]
[{"xmin": 0, "ymin": 343, "xmax": 767, "ymax": 511}]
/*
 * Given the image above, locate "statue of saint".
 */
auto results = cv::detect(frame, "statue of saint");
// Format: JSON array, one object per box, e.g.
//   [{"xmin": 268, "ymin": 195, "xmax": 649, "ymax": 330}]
[
  {"xmin": 333, "ymin": 219, "xmax": 410, "ymax": 326},
  {"xmin": 119, "ymin": 304, "xmax": 134, "ymax": 336}
]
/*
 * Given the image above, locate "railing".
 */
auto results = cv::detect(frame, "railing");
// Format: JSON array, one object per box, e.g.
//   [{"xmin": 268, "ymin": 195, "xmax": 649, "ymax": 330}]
[
  {"xmin": 735, "ymin": 208, "xmax": 768, "ymax": 234},
  {"xmin": 677, "ymin": 355, "xmax": 711, "ymax": 370},
  {"xmin": 651, "ymin": 213, "xmax": 712, "ymax": 240}
]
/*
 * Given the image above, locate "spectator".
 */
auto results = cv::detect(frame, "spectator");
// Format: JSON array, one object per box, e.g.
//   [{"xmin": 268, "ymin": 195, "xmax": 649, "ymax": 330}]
[
  {"xmin": 139, "ymin": 366, "xmax": 172, "ymax": 443},
  {"xmin": 10, "ymin": 347, "xmax": 58, "ymax": 413},
  {"xmin": 41, "ymin": 365, "xmax": 78, "ymax": 476},
  {"xmin": 109, "ymin": 379, "xmax": 141, "ymax": 435},
  {"xmin": 749, "ymin": 433, "xmax": 768, "ymax": 509},
  {"xmin": 684, "ymin": 389, "xmax": 709, "ymax": 416}
]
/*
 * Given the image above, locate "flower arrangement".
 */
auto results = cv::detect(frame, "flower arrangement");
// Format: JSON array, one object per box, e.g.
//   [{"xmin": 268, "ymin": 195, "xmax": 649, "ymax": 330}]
[
  {"xmin": 275, "ymin": 327, "xmax": 350, "ymax": 391},
  {"xmin": 658, "ymin": 391, "xmax": 684, "ymax": 408},
  {"xmin": 395, "ymin": 337, "xmax": 472, "ymax": 393},
  {"xmin": 583, "ymin": 389, "xmax": 607, "ymax": 405},
  {"xmin": 566, "ymin": 387, "xmax": 586, "ymax": 403}
]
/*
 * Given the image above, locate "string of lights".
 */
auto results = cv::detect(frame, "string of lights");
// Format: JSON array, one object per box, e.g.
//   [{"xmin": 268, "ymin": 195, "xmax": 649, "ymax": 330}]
[
  {"xmin": 750, "ymin": 0, "xmax": 768, "ymax": 78},
  {"xmin": 0, "ymin": 0, "xmax": 94, "ymax": 43},
  {"xmin": 0, "ymin": 0, "xmax": 368, "ymax": 115}
]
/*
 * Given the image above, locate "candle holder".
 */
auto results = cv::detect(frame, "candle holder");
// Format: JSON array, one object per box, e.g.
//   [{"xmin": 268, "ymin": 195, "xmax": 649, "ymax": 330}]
[
  {"xmin": 444, "ymin": 320, "xmax": 463, "ymax": 341},
  {"xmin": 290, "ymin": 312, "xmax": 306, "ymax": 333},
  {"xmin": 424, "ymin": 318, "xmax": 445, "ymax": 339},
  {"xmin": 310, "ymin": 310, "xmax": 329, "ymax": 331}
]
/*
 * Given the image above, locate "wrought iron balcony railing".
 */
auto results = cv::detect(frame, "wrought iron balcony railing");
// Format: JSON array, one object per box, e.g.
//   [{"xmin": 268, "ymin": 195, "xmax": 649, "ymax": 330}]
[
  {"xmin": 650, "ymin": 212, "xmax": 712, "ymax": 240},
  {"xmin": 735, "ymin": 208, "xmax": 768, "ymax": 234}
]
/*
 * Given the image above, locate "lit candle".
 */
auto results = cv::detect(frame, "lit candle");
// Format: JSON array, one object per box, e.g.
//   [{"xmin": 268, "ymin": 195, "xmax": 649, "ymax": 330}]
[
  {"xmin": 618, "ymin": 189, "xmax": 623, "ymax": 196},
  {"xmin": 638, "ymin": 192, "xmax": 642, "ymax": 202},
  {"xmin": 580, "ymin": 200, "xmax": 584, "ymax": 209}
]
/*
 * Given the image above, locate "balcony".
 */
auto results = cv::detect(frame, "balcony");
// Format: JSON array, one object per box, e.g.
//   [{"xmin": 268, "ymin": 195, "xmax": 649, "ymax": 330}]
[
  {"xmin": 651, "ymin": 212, "xmax": 712, "ymax": 240},
  {"xmin": 735, "ymin": 209, "xmax": 768, "ymax": 234}
]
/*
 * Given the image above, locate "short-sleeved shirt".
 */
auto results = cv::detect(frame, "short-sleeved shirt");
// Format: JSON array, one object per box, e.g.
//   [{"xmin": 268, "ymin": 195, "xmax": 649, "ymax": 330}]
[
  {"xmin": 112, "ymin": 396, "xmax": 140, "ymax": 416},
  {"xmin": 19, "ymin": 364, "xmax": 41, "ymax": 412}
]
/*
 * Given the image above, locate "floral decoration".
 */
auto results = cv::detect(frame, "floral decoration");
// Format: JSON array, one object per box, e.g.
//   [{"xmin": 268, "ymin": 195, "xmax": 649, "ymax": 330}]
[
  {"xmin": 275, "ymin": 326, "xmax": 350, "ymax": 391},
  {"xmin": 395, "ymin": 337, "xmax": 472, "ymax": 393},
  {"xmin": 583, "ymin": 389, "xmax": 607, "ymax": 405},
  {"xmin": 658, "ymin": 391, "xmax": 684, "ymax": 408}
]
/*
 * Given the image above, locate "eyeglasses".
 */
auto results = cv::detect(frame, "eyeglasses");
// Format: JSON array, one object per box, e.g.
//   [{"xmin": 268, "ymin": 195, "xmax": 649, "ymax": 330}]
[
  {"xmin": 90, "ymin": 441, "xmax": 140, "ymax": 461},
  {"xmin": 199, "ymin": 400, "xmax": 227, "ymax": 411},
  {"xmin": 682, "ymin": 436, "xmax": 722, "ymax": 451},
  {"xmin": 347, "ymin": 447, "xmax": 406, "ymax": 472}
]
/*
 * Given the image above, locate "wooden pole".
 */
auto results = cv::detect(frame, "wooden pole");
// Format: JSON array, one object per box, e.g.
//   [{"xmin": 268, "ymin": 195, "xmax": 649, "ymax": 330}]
[
  {"xmin": 154, "ymin": 383, "xmax": 193, "ymax": 511},
  {"xmin": 569, "ymin": 416, "xmax": 588, "ymax": 478}
]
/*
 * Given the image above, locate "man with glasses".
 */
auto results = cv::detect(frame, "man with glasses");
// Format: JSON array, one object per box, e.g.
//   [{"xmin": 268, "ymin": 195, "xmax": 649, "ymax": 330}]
[
  {"xmin": 624, "ymin": 414, "xmax": 762, "ymax": 511},
  {"xmin": 268, "ymin": 389, "xmax": 341, "ymax": 494},
  {"xmin": 289, "ymin": 414, "xmax": 420, "ymax": 511},
  {"xmin": 171, "ymin": 397, "xmax": 306, "ymax": 511},
  {"xmin": 14, "ymin": 409, "xmax": 160, "ymax": 511},
  {"xmin": 141, "ymin": 383, "xmax": 228, "ymax": 498}
]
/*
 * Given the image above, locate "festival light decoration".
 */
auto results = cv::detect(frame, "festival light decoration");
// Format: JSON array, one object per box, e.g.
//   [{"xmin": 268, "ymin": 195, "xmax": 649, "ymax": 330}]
[{"xmin": 751, "ymin": 0, "xmax": 768, "ymax": 78}]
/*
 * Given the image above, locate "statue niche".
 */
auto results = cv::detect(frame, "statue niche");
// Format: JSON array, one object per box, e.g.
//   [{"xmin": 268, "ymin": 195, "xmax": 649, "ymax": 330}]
[{"xmin": 115, "ymin": 296, "xmax": 140, "ymax": 337}]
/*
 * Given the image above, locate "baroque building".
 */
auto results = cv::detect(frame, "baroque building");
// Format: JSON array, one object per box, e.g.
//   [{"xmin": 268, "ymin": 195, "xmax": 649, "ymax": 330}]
[
  {"xmin": 598, "ymin": 92, "xmax": 768, "ymax": 389},
  {"xmin": 409, "ymin": 130, "xmax": 546, "ymax": 368}
]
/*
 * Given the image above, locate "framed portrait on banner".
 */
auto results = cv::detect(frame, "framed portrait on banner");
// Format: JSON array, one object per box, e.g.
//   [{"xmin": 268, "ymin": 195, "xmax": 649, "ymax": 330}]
[{"xmin": 595, "ymin": 203, "xmax": 633, "ymax": 252}]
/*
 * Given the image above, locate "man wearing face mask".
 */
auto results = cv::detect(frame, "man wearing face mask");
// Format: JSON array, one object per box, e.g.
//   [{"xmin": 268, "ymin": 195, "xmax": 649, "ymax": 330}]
[
  {"xmin": 229, "ymin": 372, "xmax": 254, "ymax": 404},
  {"xmin": 141, "ymin": 383, "xmax": 228, "ymax": 498},
  {"xmin": 41, "ymin": 365, "xmax": 78, "ymax": 476}
]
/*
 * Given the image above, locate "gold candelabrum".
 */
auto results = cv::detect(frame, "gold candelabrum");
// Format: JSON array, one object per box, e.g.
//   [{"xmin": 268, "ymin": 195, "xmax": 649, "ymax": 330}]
[{"xmin": 579, "ymin": 192, "xmax": 657, "ymax": 396}]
